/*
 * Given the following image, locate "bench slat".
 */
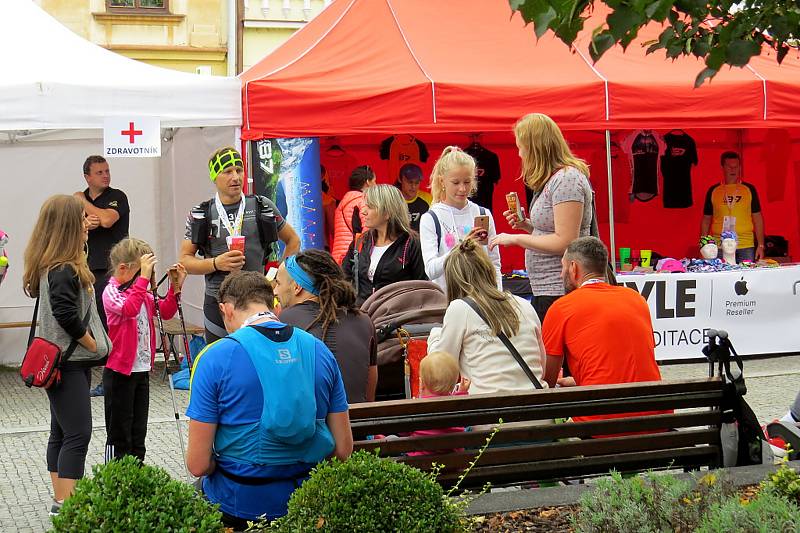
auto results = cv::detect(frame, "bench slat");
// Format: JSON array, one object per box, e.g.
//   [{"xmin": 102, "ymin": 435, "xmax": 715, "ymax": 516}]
[
  {"xmin": 351, "ymin": 392, "xmax": 722, "ymax": 437},
  {"xmin": 350, "ymin": 378, "xmax": 723, "ymax": 419},
  {"xmin": 355, "ymin": 411, "xmax": 722, "ymax": 455},
  {"xmin": 433, "ymin": 446, "xmax": 720, "ymax": 488},
  {"xmin": 398, "ymin": 428, "xmax": 718, "ymax": 471}
]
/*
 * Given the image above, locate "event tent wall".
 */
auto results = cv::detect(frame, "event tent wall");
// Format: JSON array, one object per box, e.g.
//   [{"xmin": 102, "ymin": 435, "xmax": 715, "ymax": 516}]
[
  {"xmin": 317, "ymin": 130, "xmax": 800, "ymax": 271},
  {"xmin": 242, "ymin": 0, "xmax": 800, "ymax": 271},
  {"xmin": 0, "ymin": 0, "xmax": 241, "ymax": 365}
]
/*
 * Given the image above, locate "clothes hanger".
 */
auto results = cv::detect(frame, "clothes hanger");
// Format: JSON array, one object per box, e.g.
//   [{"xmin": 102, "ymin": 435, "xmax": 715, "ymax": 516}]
[{"xmin": 325, "ymin": 136, "xmax": 345, "ymax": 156}]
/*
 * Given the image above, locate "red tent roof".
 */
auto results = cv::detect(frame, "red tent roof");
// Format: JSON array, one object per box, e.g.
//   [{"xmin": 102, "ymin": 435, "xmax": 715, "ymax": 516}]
[{"xmin": 241, "ymin": 0, "xmax": 800, "ymax": 139}]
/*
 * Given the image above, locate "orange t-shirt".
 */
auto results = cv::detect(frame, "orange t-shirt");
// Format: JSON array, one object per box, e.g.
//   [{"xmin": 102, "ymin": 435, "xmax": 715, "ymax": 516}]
[{"xmin": 543, "ymin": 282, "xmax": 664, "ymax": 424}]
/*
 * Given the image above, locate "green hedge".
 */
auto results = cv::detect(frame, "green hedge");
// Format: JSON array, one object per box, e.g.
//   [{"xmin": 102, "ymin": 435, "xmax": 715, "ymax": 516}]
[{"xmin": 51, "ymin": 456, "xmax": 223, "ymax": 533}]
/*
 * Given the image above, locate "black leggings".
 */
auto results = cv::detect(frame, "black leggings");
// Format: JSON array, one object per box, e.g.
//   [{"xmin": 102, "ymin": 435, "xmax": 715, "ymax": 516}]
[
  {"xmin": 103, "ymin": 368, "xmax": 149, "ymax": 462},
  {"xmin": 46, "ymin": 369, "xmax": 92, "ymax": 479},
  {"xmin": 92, "ymin": 269, "xmax": 110, "ymax": 332}
]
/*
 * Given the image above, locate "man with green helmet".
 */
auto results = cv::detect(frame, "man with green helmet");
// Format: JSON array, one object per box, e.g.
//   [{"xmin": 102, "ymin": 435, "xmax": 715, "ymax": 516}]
[{"xmin": 180, "ymin": 146, "xmax": 300, "ymax": 343}]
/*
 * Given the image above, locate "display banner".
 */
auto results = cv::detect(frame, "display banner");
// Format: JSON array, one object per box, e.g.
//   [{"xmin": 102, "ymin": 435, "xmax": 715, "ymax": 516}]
[
  {"xmin": 103, "ymin": 117, "xmax": 161, "ymax": 158},
  {"xmin": 618, "ymin": 265, "xmax": 800, "ymax": 360},
  {"xmin": 249, "ymin": 138, "xmax": 323, "ymax": 255}
]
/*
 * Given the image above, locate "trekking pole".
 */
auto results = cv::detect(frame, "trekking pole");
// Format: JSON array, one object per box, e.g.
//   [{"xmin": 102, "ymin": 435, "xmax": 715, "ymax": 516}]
[
  {"xmin": 152, "ymin": 273, "xmax": 191, "ymax": 481},
  {"xmin": 169, "ymin": 268, "xmax": 194, "ymax": 369},
  {"xmin": 168, "ymin": 369, "xmax": 191, "ymax": 481}
]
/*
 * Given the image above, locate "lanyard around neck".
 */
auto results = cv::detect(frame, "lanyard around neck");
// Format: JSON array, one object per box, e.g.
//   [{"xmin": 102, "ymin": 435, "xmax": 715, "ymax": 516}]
[
  {"xmin": 580, "ymin": 278, "xmax": 605, "ymax": 288},
  {"xmin": 240, "ymin": 310, "xmax": 278, "ymax": 329},
  {"xmin": 214, "ymin": 193, "xmax": 245, "ymax": 237}
]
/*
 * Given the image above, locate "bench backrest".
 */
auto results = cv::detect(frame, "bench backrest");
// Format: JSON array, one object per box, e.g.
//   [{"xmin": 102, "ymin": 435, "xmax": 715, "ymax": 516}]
[{"xmin": 350, "ymin": 378, "xmax": 724, "ymax": 488}]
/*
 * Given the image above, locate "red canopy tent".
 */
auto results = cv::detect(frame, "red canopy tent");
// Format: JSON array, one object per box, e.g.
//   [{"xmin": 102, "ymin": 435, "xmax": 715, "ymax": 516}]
[
  {"xmin": 241, "ymin": 0, "xmax": 800, "ymax": 137},
  {"xmin": 241, "ymin": 0, "xmax": 800, "ymax": 268}
]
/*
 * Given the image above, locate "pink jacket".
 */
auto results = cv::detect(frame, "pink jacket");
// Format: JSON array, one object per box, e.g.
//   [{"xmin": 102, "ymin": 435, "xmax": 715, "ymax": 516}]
[
  {"xmin": 407, "ymin": 391, "xmax": 468, "ymax": 456},
  {"xmin": 103, "ymin": 276, "xmax": 177, "ymax": 376}
]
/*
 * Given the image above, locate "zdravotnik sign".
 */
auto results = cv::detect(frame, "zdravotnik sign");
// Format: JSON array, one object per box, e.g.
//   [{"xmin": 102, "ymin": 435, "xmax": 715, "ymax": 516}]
[
  {"xmin": 103, "ymin": 117, "xmax": 161, "ymax": 158},
  {"xmin": 619, "ymin": 265, "xmax": 800, "ymax": 360}
]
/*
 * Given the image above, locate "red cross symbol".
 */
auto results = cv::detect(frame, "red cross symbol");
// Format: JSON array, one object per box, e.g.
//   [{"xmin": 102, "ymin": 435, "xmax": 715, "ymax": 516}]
[{"xmin": 121, "ymin": 122, "xmax": 143, "ymax": 144}]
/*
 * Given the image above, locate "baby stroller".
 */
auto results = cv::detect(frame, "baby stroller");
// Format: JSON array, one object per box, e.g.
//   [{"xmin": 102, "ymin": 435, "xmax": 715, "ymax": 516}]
[{"xmin": 361, "ymin": 281, "xmax": 447, "ymax": 400}]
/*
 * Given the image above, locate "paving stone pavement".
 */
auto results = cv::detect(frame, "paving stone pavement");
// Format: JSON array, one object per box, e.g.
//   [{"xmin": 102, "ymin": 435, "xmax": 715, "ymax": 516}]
[{"xmin": 1, "ymin": 355, "xmax": 799, "ymax": 532}]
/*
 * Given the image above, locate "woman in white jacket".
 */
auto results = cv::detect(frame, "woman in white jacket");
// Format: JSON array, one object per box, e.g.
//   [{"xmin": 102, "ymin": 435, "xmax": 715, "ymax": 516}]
[
  {"xmin": 420, "ymin": 146, "xmax": 502, "ymax": 291},
  {"xmin": 427, "ymin": 239, "xmax": 546, "ymax": 395}
]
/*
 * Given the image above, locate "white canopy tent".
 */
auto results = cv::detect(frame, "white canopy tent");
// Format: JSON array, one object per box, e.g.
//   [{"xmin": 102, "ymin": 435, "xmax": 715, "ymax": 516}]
[{"xmin": 0, "ymin": 0, "xmax": 242, "ymax": 364}]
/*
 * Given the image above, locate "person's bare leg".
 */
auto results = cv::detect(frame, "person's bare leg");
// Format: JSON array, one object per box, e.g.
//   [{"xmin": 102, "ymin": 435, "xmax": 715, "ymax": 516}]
[
  {"xmin": 50, "ymin": 472, "xmax": 61, "ymax": 501},
  {"xmin": 51, "ymin": 475, "xmax": 77, "ymax": 502}
]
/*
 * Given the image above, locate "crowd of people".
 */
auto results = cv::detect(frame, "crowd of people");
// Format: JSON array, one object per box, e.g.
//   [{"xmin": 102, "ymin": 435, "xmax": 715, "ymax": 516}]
[{"xmin": 23, "ymin": 113, "xmax": 675, "ymax": 529}]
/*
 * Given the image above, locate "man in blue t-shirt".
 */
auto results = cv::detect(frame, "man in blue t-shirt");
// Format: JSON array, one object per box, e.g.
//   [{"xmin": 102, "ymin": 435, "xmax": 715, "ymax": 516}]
[{"xmin": 186, "ymin": 271, "xmax": 352, "ymax": 529}]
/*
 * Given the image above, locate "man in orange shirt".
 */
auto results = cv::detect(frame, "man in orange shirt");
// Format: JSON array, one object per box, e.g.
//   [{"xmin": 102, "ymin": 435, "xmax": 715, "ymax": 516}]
[{"xmin": 542, "ymin": 237, "xmax": 662, "ymax": 422}]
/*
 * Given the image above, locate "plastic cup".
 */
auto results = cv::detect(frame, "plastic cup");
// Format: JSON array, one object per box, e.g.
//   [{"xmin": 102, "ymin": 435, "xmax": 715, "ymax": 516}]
[
  {"xmin": 640, "ymin": 249, "xmax": 652, "ymax": 268},
  {"xmin": 619, "ymin": 247, "xmax": 631, "ymax": 266},
  {"xmin": 229, "ymin": 235, "xmax": 245, "ymax": 253}
]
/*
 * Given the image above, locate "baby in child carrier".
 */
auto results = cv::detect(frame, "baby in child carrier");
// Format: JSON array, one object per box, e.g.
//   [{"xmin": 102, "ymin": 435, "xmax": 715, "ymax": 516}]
[{"xmin": 406, "ymin": 351, "xmax": 470, "ymax": 456}]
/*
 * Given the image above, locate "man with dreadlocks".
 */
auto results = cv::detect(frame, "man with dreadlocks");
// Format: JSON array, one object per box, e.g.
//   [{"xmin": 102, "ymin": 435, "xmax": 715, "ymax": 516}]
[
  {"xmin": 275, "ymin": 249, "xmax": 377, "ymax": 403},
  {"xmin": 180, "ymin": 146, "xmax": 300, "ymax": 344}
]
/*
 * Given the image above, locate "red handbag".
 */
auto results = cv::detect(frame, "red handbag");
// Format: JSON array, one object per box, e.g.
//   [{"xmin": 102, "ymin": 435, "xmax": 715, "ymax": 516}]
[{"xmin": 20, "ymin": 298, "xmax": 89, "ymax": 389}]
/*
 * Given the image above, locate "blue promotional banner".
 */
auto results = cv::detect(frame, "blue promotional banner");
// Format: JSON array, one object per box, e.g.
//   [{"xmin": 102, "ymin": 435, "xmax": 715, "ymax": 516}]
[{"xmin": 250, "ymin": 138, "xmax": 323, "ymax": 253}]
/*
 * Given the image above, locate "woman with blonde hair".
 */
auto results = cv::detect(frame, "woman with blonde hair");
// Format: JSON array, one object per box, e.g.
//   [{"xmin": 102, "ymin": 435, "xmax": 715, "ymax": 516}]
[
  {"xmin": 427, "ymin": 239, "xmax": 546, "ymax": 395},
  {"xmin": 420, "ymin": 146, "xmax": 502, "ymax": 291},
  {"xmin": 490, "ymin": 113, "xmax": 593, "ymax": 322},
  {"xmin": 23, "ymin": 195, "xmax": 111, "ymax": 515},
  {"xmin": 343, "ymin": 184, "xmax": 426, "ymax": 304}
]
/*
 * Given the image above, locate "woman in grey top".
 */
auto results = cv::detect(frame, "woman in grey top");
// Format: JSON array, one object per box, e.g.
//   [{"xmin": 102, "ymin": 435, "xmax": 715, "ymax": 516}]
[
  {"xmin": 491, "ymin": 113, "xmax": 593, "ymax": 322},
  {"xmin": 23, "ymin": 195, "xmax": 110, "ymax": 515}
]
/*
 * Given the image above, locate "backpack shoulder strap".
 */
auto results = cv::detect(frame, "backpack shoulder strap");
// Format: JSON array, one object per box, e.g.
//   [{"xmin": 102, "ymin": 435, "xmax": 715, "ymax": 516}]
[
  {"xmin": 426, "ymin": 210, "xmax": 442, "ymax": 253},
  {"xmin": 201, "ymin": 198, "xmax": 213, "ymax": 219}
]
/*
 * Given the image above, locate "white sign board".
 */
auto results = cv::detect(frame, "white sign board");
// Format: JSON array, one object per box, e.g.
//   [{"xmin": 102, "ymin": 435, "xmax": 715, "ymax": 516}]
[
  {"xmin": 618, "ymin": 266, "xmax": 800, "ymax": 361},
  {"xmin": 103, "ymin": 117, "xmax": 161, "ymax": 158}
]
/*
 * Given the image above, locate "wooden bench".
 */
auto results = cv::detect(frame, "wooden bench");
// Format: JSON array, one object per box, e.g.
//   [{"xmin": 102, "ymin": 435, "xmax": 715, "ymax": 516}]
[{"xmin": 350, "ymin": 378, "xmax": 724, "ymax": 489}]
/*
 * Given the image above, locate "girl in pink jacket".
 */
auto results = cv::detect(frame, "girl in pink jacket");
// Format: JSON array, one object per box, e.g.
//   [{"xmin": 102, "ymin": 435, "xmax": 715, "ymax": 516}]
[{"xmin": 102, "ymin": 238, "xmax": 186, "ymax": 462}]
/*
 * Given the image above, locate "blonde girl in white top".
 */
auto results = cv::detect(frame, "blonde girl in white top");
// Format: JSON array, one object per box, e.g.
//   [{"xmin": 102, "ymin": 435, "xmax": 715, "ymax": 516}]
[
  {"xmin": 427, "ymin": 239, "xmax": 546, "ymax": 395},
  {"xmin": 419, "ymin": 146, "xmax": 502, "ymax": 291}
]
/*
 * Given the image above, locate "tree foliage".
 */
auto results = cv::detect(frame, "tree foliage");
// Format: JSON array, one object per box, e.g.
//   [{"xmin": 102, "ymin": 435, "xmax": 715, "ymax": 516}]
[{"xmin": 508, "ymin": 0, "xmax": 800, "ymax": 87}]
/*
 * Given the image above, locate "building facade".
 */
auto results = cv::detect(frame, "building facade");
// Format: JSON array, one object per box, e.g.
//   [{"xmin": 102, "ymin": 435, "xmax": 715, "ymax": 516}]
[
  {"xmin": 38, "ymin": 0, "xmax": 329, "ymax": 76},
  {"xmin": 241, "ymin": 0, "xmax": 329, "ymax": 72}
]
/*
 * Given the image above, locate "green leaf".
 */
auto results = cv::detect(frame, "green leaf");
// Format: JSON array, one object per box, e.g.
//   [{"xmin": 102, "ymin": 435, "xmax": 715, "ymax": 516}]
[
  {"xmin": 607, "ymin": 6, "xmax": 644, "ymax": 40},
  {"xmin": 646, "ymin": 0, "xmax": 675, "ymax": 21},
  {"xmin": 695, "ymin": 66, "xmax": 718, "ymax": 86},
  {"xmin": 533, "ymin": 5, "xmax": 558, "ymax": 38},
  {"xmin": 691, "ymin": 40, "xmax": 710, "ymax": 57},
  {"xmin": 726, "ymin": 39, "xmax": 761, "ymax": 66},
  {"xmin": 706, "ymin": 46, "xmax": 726, "ymax": 70},
  {"xmin": 590, "ymin": 32, "xmax": 617, "ymax": 62}
]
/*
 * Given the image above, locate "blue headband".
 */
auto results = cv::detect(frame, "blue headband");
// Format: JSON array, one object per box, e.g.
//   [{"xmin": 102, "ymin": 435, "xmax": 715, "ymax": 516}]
[{"xmin": 284, "ymin": 256, "xmax": 319, "ymax": 296}]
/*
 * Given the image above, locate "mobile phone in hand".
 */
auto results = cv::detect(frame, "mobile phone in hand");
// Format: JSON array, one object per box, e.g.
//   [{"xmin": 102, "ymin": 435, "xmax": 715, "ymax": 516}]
[{"xmin": 473, "ymin": 215, "xmax": 490, "ymax": 245}]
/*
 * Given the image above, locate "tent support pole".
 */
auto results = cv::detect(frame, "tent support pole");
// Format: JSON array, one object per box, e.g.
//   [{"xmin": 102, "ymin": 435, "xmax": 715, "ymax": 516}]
[{"xmin": 605, "ymin": 129, "xmax": 616, "ymax": 272}]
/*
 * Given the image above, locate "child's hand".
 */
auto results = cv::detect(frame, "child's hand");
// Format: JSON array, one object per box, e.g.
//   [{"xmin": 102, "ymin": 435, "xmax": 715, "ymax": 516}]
[
  {"xmin": 170, "ymin": 263, "xmax": 187, "ymax": 293},
  {"xmin": 140, "ymin": 253, "xmax": 157, "ymax": 281},
  {"xmin": 456, "ymin": 377, "xmax": 471, "ymax": 393}
]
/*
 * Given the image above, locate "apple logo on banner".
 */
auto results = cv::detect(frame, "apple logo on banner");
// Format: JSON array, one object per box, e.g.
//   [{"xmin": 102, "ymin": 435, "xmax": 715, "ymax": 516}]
[{"xmin": 734, "ymin": 277, "xmax": 749, "ymax": 296}]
